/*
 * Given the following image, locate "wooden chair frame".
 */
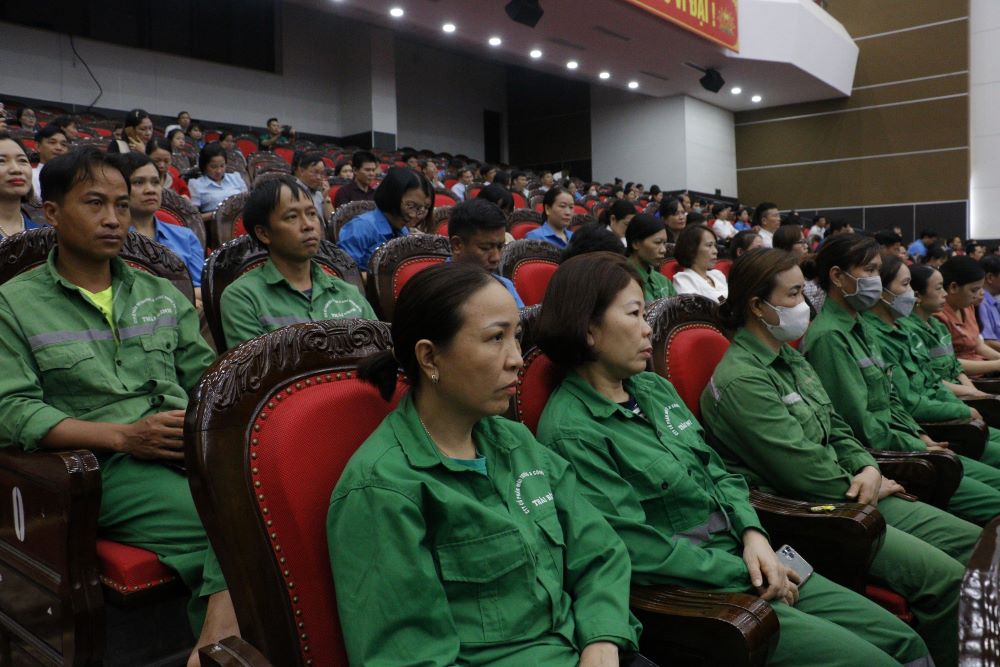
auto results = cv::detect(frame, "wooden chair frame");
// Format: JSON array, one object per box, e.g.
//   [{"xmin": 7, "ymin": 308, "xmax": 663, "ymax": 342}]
[
  {"xmin": 366, "ymin": 234, "xmax": 452, "ymax": 320},
  {"xmin": 326, "ymin": 200, "xmax": 376, "ymax": 244}
]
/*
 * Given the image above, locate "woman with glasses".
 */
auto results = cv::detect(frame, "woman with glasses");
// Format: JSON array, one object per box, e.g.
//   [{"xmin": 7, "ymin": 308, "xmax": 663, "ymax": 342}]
[{"xmin": 338, "ymin": 166, "xmax": 434, "ymax": 270}]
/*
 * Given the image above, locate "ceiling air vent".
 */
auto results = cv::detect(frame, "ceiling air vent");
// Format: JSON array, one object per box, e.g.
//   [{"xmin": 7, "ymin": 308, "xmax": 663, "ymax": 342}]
[
  {"xmin": 592, "ymin": 25, "xmax": 631, "ymax": 42},
  {"xmin": 545, "ymin": 36, "xmax": 587, "ymax": 51}
]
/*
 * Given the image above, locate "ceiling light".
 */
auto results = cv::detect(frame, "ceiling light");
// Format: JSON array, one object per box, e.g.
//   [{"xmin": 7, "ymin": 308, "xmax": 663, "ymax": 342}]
[
  {"xmin": 506, "ymin": 0, "xmax": 544, "ymax": 28},
  {"xmin": 489, "ymin": 36, "xmax": 502, "ymax": 46},
  {"xmin": 730, "ymin": 86, "xmax": 742, "ymax": 95},
  {"xmin": 442, "ymin": 22, "xmax": 456, "ymax": 33},
  {"xmin": 628, "ymin": 80, "xmax": 639, "ymax": 89},
  {"xmin": 566, "ymin": 60, "xmax": 578, "ymax": 70},
  {"xmin": 751, "ymin": 94, "xmax": 762, "ymax": 103},
  {"xmin": 530, "ymin": 49, "xmax": 543, "ymax": 59},
  {"xmin": 599, "ymin": 71, "xmax": 611, "ymax": 80},
  {"xmin": 389, "ymin": 7, "xmax": 404, "ymax": 17}
]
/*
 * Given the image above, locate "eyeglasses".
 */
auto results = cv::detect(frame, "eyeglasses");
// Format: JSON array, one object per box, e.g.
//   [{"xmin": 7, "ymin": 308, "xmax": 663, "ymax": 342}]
[{"xmin": 402, "ymin": 202, "xmax": 430, "ymax": 216}]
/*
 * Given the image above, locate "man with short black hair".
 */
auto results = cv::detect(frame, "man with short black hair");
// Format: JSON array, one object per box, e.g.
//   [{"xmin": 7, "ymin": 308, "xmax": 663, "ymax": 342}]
[
  {"xmin": 421, "ymin": 159, "xmax": 443, "ymax": 189},
  {"xmin": 448, "ymin": 199, "xmax": 523, "ymax": 308},
  {"xmin": 293, "ymin": 151, "xmax": 333, "ymax": 220},
  {"xmin": 49, "ymin": 115, "xmax": 79, "ymax": 142},
  {"xmin": 221, "ymin": 175, "xmax": 375, "ymax": 348},
  {"xmin": 710, "ymin": 203, "xmax": 736, "ymax": 240},
  {"xmin": 333, "ymin": 150, "xmax": 378, "ymax": 208},
  {"xmin": 510, "ymin": 170, "xmax": 529, "ymax": 199},
  {"xmin": 753, "ymin": 202, "xmax": 781, "ymax": 247},
  {"xmin": 908, "ymin": 229, "xmax": 938, "ymax": 260},
  {"xmin": 260, "ymin": 116, "xmax": 294, "ymax": 149},
  {"xmin": 875, "ymin": 230, "xmax": 906, "ymax": 260},
  {"xmin": 164, "ymin": 111, "xmax": 191, "ymax": 135},
  {"xmin": 32, "ymin": 124, "xmax": 70, "ymax": 198}
]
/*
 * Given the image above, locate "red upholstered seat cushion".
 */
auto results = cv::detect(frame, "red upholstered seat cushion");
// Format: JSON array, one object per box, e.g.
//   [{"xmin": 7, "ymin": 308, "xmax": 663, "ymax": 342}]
[
  {"xmin": 660, "ymin": 259, "xmax": 681, "ymax": 280},
  {"xmin": 666, "ymin": 325, "xmax": 730, "ymax": 419},
  {"xmin": 233, "ymin": 215, "xmax": 247, "ymax": 238},
  {"xmin": 534, "ymin": 203, "xmax": 544, "ymax": 213},
  {"xmin": 865, "ymin": 584, "xmax": 913, "ymax": 624},
  {"xmin": 393, "ymin": 257, "xmax": 447, "ymax": 299},
  {"xmin": 513, "ymin": 261, "xmax": 558, "ymax": 307},
  {"xmin": 437, "ymin": 221, "xmax": 450, "ymax": 237},
  {"xmin": 157, "ymin": 209, "xmax": 184, "ymax": 227},
  {"xmin": 511, "ymin": 222, "xmax": 540, "ymax": 240},
  {"xmin": 714, "ymin": 259, "xmax": 732, "ymax": 277},
  {"xmin": 512, "ymin": 192, "xmax": 527, "ymax": 208},
  {"xmin": 96, "ymin": 539, "xmax": 177, "ymax": 596},
  {"xmin": 252, "ymin": 373, "xmax": 405, "ymax": 664},
  {"xmin": 516, "ymin": 350, "xmax": 564, "ymax": 435},
  {"xmin": 434, "ymin": 193, "xmax": 458, "ymax": 207}
]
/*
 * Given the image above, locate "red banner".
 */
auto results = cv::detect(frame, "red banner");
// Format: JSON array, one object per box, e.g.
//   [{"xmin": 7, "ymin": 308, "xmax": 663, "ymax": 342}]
[{"xmin": 621, "ymin": 0, "xmax": 739, "ymax": 52}]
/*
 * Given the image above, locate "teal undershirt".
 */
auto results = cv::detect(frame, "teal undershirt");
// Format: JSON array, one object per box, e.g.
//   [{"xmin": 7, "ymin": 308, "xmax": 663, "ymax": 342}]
[{"xmin": 450, "ymin": 455, "xmax": 488, "ymax": 476}]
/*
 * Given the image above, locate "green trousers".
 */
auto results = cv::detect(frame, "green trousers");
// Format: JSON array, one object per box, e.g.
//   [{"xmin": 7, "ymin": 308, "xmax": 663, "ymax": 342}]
[
  {"xmin": 768, "ymin": 572, "xmax": 931, "ymax": 667},
  {"xmin": 982, "ymin": 429, "xmax": 1000, "ymax": 467},
  {"xmin": 98, "ymin": 454, "xmax": 227, "ymax": 633},
  {"xmin": 869, "ymin": 495, "xmax": 981, "ymax": 667},
  {"xmin": 947, "ymin": 454, "xmax": 1000, "ymax": 525}
]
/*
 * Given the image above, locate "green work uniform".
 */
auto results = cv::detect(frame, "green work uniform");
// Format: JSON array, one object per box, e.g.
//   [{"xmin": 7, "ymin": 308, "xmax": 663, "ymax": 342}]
[
  {"xmin": 0, "ymin": 250, "xmax": 225, "ymax": 632},
  {"xmin": 220, "ymin": 258, "xmax": 376, "ymax": 349},
  {"xmin": 638, "ymin": 263, "xmax": 676, "ymax": 303},
  {"xmin": 899, "ymin": 314, "xmax": 968, "ymax": 384},
  {"xmin": 327, "ymin": 393, "xmax": 640, "ymax": 666},
  {"xmin": 701, "ymin": 328, "xmax": 975, "ymax": 666},
  {"xmin": 536, "ymin": 371, "xmax": 930, "ymax": 667},
  {"xmin": 867, "ymin": 312, "xmax": 1000, "ymax": 469},
  {"xmin": 803, "ymin": 298, "xmax": 1000, "ymax": 525}
]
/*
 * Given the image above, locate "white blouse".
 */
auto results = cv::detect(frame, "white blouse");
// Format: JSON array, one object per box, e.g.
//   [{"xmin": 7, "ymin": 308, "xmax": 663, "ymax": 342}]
[{"xmin": 673, "ymin": 268, "xmax": 729, "ymax": 303}]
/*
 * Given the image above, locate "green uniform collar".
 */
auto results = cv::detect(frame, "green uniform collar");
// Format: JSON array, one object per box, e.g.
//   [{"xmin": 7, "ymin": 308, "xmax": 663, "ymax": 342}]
[
  {"xmin": 862, "ymin": 310, "xmax": 900, "ymax": 336},
  {"xmin": 731, "ymin": 327, "xmax": 782, "ymax": 366},
  {"xmin": 44, "ymin": 247, "xmax": 135, "ymax": 293},
  {"xmin": 820, "ymin": 296, "xmax": 861, "ymax": 330},
  {"xmin": 259, "ymin": 257, "xmax": 331, "ymax": 295},
  {"xmin": 559, "ymin": 371, "xmax": 658, "ymax": 420}
]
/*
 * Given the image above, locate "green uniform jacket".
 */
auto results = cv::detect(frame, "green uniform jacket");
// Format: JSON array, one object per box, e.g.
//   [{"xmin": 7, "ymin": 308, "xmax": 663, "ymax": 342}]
[
  {"xmin": 327, "ymin": 393, "xmax": 640, "ymax": 667},
  {"xmin": 220, "ymin": 258, "xmax": 376, "ymax": 349},
  {"xmin": 535, "ymin": 371, "xmax": 766, "ymax": 592},
  {"xmin": 864, "ymin": 312, "xmax": 971, "ymax": 422},
  {"xmin": 638, "ymin": 263, "xmax": 676, "ymax": 303},
  {"xmin": 899, "ymin": 314, "xmax": 965, "ymax": 384},
  {"xmin": 803, "ymin": 299, "xmax": 926, "ymax": 452},
  {"xmin": 699, "ymin": 328, "xmax": 877, "ymax": 502},
  {"xmin": 0, "ymin": 250, "xmax": 214, "ymax": 453}
]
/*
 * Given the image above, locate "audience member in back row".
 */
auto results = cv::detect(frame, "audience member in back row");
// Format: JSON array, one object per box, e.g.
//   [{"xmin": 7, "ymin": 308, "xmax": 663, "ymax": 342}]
[
  {"xmin": 49, "ymin": 115, "xmax": 80, "ymax": 142},
  {"xmin": 625, "ymin": 213, "xmax": 675, "ymax": 303},
  {"xmin": 292, "ymin": 151, "xmax": 333, "ymax": 221},
  {"xmin": 329, "ymin": 262, "xmax": 640, "ymax": 665},
  {"xmin": 16, "ymin": 107, "xmax": 37, "ymax": 132},
  {"xmin": 164, "ymin": 110, "xmax": 191, "ymax": 136},
  {"xmin": 0, "ymin": 148, "xmax": 238, "ymax": 666},
  {"xmin": 560, "ymin": 224, "xmax": 625, "ymax": 263},
  {"xmin": 259, "ymin": 116, "xmax": 294, "ymax": 150},
  {"xmin": 709, "ymin": 202, "xmax": 737, "ymax": 240},
  {"xmin": 221, "ymin": 176, "xmax": 375, "ymax": 349},
  {"xmin": 534, "ymin": 252, "xmax": 932, "ymax": 667},
  {"xmin": 188, "ymin": 143, "xmax": 248, "ymax": 222},
  {"xmin": 147, "ymin": 137, "xmax": 191, "ymax": 199},
  {"xmin": 108, "ymin": 152, "xmax": 205, "ymax": 301},
  {"xmin": 730, "ymin": 229, "xmax": 763, "ymax": 259},
  {"xmin": 603, "ymin": 198, "xmax": 635, "ymax": 247},
  {"xmin": 450, "ymin": 166, "xmax": 474, "ymax": 200},
  {"xmin": 659, "ymin": 197, "xmax": 687, "ymax": 243},
  {"xmin": 447, "ymin": 199, "xmax": 523, "ymax": 308},
  {"xmin": 754, "ymin": 201, "xmax": 781, "ymax": 248},
  {"xmin": 525, "ymin": 186, "xmax": 574, "ymax": 248},
  {"xmin": 338, "ymin": 166, "xmax": 432, "ymax": 269},
  {"xmin": 0, "ymin": 133, "xmax": 44, "ymax": 238},
  {"xmin": 979, "ymin": 255, "xmax": 1000, "ymax": 353},
  {"xmin": 701, "ymin": 247, "xmax": 977, "ymax": 667},
  {"xmin": 672, "ymin": 224, "xmax": 728, "ymax": 303},
  {"xmin": 109, "ymin": 108, "xmax": 155, "ymax": 155},
  {"xmin": 772, "ymin": 224, "xmax": 808, "ymax": 258},
  {"xmin": 32, "ymin": 124, "xmax": 70, "ymax": 198},
  {"xmin": 933, "ymin": 256, "xmax": 1000, "ymax": 375},
  {"xmin": 332, "ymin": 150, "xmax": 378, "ymax": 208}
]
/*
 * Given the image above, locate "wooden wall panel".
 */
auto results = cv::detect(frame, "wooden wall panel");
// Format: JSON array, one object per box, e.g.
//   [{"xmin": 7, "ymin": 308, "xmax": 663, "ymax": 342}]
[
  {"xmin": 832, "ymin": 0, "xmax": 967, "ymax": 38},
  {"xmin": 852, "ymin": 20, "xmax": 968, "ymax": 88}
]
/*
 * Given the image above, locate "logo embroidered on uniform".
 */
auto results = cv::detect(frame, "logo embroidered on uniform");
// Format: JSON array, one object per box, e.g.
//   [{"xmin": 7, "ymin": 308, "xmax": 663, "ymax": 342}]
[
  {"xmin": 513, "ymin": 469, "xmax": 551, "ymax": 514},
  {"xmin": 322, "ymin": 297, "xmax": 363, "ymax": 319},
  {"xmin": 781, "ymin": 392, "xmax": 802, "ymax": 405},
  {"xmin": 130, "ymin": 295, "xmax": 178, "ymax": 325},
  {"xmin": 663, "ymin": 403, "xmax": 693, "ymax": 436}
]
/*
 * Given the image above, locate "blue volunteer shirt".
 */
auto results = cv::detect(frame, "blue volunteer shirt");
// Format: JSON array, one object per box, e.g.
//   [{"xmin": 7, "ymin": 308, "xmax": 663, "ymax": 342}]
[
  {"xmin": 524, "ymin": 221, "xmax": 573, "ymax": 249},
  {"xmin": 338, "ymin": 207, "xmax": 409, "ymax": 269}
]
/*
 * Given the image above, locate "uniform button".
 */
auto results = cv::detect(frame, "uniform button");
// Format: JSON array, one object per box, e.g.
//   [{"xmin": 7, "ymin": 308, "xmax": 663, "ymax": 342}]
[
  {"xmin": 116, "ymin": 359, "xmax": 123, "ymax": 366},
  {"xmin": 660, "ymin": 481, "xmax": 669, "ymax": 490}
]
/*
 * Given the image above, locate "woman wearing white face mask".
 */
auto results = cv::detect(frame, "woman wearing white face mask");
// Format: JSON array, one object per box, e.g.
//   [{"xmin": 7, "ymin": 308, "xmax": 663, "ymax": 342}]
[{"xmin": 701, "ymin": 247, "xmax": 977, "ymax": 667}]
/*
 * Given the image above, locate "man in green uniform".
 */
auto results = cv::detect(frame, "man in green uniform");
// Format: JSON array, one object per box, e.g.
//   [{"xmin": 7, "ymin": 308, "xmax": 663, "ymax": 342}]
[
  {"xmin": 220, "ymin": 175, "xmax": 375, "ymax": 349},
  {"xmin": 0, "ymin": 149, "xmax": 237, "ymax": 666}
]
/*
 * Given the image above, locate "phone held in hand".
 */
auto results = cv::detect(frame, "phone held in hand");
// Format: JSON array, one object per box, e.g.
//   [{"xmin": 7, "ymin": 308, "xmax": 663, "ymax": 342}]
[{"xmin": 775, "ymin": 544, "xmax": 813, "ymax": 585}]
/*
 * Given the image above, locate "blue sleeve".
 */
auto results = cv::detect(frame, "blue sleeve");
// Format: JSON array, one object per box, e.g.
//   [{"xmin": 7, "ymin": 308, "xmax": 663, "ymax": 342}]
[
  {"xmin": 338, "ymin": 220, "xmax": 374, "ymax": 269},
  {"xmin": 979, "ymin": 301, "xmax": 1000, "ymax": 341},
  {"xmin": 181, "ymin": 229, "xmax": 206, "ymax": 288},
  {"xmin": 189, "ymin": 179, "xmax": 204, "ymax": 211}
]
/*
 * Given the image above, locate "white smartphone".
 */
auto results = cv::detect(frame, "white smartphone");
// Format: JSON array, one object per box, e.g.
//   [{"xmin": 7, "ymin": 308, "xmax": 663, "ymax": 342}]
[{"xmin": 775, "ymin": 544, "xmax": 814, "ymax": 585}]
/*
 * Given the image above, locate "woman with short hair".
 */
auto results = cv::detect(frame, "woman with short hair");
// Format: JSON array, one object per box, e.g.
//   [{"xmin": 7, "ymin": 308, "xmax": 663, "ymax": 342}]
[
  {"xmin": 672, "ymin": 224, "xmax": 728, "ymax": 303},
  {"xmin": 188, "ymin": 143, "xmax": 248, "ymax": 222},
  {"xmin": 625, "ymin": 214, "xmax": 675, "ymax": 303}
]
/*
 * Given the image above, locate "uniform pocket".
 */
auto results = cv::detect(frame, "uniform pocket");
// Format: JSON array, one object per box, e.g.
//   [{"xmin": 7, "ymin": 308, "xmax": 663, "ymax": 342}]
[
  {"xmin": 626, "ymin": 454, "xmax": 696, "ymax": 534},
  {"xmin": 34, "ymin": 344, "xmax": 104, "ymax": 412},
  {"xmin": 860, "ymin": 363, "xmax": 890, "ymax": 413},
  {"xmin": 138, "ymin": 330, "xmax": 178, "ymax": 380}
]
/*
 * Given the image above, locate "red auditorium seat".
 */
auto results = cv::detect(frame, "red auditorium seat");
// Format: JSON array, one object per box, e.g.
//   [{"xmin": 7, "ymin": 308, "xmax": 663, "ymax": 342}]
[
  {"xmin": 236, "ymin": 135, "xmax": 258, "ymax": 159},
  {"xmin": 273, "ymin": 146, "xmax": 295, "ymax": 165},
  {"xmin": 466, "ymin": 184, "xmax": 483, "ymax": 200},
  {"xmin": 211, "ymin": 191, "xmax": 251, "ymax": 247},
  {"xmin": 512, "ymin": 192, "xmax": 527, "ymax": 208},
  {"xmin": 573, "ymin": 204, "xmax": 589, "ymax": 216},
  {"xmin": 433, "ymin": 189, "xmax": 459, "ymax": 207},
  {"xmin": 96, "ymin": 539, "xmax": 179, "ymax": 597},
  {"xmin": 498, "ymin": 239, "xmax": 561, "ymax": 307},
  {"xmin": 444, "ymin": 177, "xmax": 458, "ymax": 188},
  {"xmin": 660, "ymin": 258, "xmax": 681, "ymax": 279},
  {"xmin": 714, "ymin": 259, "xmax": 733, "ymax": 277},
  {"xmin": 367, "ymin": 234, "xmax": 451, "ymax": 319},
  {"xmin": 511, "ymin": 222, "xmax": 540, "ymax": 239}
]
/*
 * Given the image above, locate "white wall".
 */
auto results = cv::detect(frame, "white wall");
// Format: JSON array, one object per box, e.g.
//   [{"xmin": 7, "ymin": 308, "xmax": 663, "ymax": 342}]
[
  {"xmin": 683, "ymin": 97, "xmax": 737, "ymax": 196},
  {"xmin": 394, "ymin": 39, "xmax": 507, "ymax": 160},
  {"xmin": 970, "ymin": 0, "xmax": 1000, "ymax": 238}
]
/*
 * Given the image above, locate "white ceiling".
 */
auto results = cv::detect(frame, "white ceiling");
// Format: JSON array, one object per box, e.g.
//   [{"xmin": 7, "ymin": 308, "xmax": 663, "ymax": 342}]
[{"xmin": 289, "ymin": 0, "xmax": 857, "ymax": 112}]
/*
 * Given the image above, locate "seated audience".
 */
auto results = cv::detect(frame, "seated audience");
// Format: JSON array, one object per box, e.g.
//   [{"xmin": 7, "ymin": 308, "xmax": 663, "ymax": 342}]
[
  {"xmin": 934, "ymin": 256, "xmax": 1000, "ymax": 374},
  {"xmin": 807, "ymin": 215, "xmax": 827, "ymax": 241},
  {"xmin": 167, "ymin": 129, "xmax": 192, "ymax": 172},
  {"xmin": 659, "ymin": 197, "xmax": 687, "ymax": 242},
  {"xmin": 259, "ymin": 116, "xmax": 293, "ymax": 149},
  {"xmin": 710, "ymin": 202, "xmax": 737, "ymax": 240},
  {"xmin": 163, "ymin": 110, "xmax": 191, "ymax": 136},
  {"xmin": 147, "ymin": 137, "xmax": 191, "ymax": 198},
  {"xmin": 404, "ymin": 154, "xmax": 419, "ymax": 171},
  {"xmin": 421, "ymin": 159, "xmax": 444, "ymax": 190},
  {"xmin": 730, "ymin": 229, "xmax": 763, "ymax": 258},
  {"xmin": 108, "ymin": 152, "xmax": 204, "ymax": 302},
  {"xmin": 734, "ymin": 206, "xmax": 752, "ymax": 231},
  {"xmin": 333, "ymin": 160, "xmax": 353, "ymax": 180},
  {"xmin": 292, "ymin": 151, "xmax": 333, "ymax": 221},
  {"xmin": 700, "ymin": 248, "xmax": 977, "ymax": 667},
  {"xmin": 0, "ymin": 148, "xmax": 238, "ymax": 664},
  {"xmin": 800, "ymin": 253, "xmax": 826, "ymax": 314},
  {"xmin": 475, "ymin": 183, "xmax": 514, "ymax": 217},
  {"xmin": 948, "ymin": 236, "xmax": 965, "ymax": 257},
  {"xmin": 109, "ymin": 108, "xmax": 154, "ymax": 154},
  {"xmin": 560, "ymin": 224, "xmax": 625, "ymax": 263},
  {"xmin": 754, "ymin": 202, "xmax": 781, "ymax": 248},
  {"xmin": 32, "ymin": 124, "xmax": 70, "ymax": 197},
  {"xmin": 773, "ymin": 224, "xmax": 808, "ymax": 258},
  {"xmin": 824, "ymin": 218, "xmax": 854, "ymax": 241},
  {"xmin": 447, "ymin": 198, "xmax": 523, "ymax": 307},
  {"xmin": 329, "ymin": 262, "xmax": 640, "ymax": 665},
  {"xmin": 908, "ymin": 229, "xmax": 938, "ymax": 261},
  {"xmin": 49, "ymin": 115, "xmax": 80, "ymax": 141},
  {"xmin": 672, "ymin": 224, "xmax": 728, "ymax": 302},
  {"xmin": 925, "ymin": 243, "xmax": 948, "ymax": 268},
  {"xmin": 510, "ymin": 169, "xmax": 529, "ymax": 198},
  {"xmin": 218, "ymin": 131, "xmax": 237, "ymax": 155},
  {"xmin": 492, "ymin": 169, "xmax": 510, "ymax": 188},
  {"xmin": 16, "ymin": 107, "xmax": 37, "ymax": 132},
  {"xmin": 0, "ymin": 133, "xmax": 44, "ymax": 238},
  {"xmin": 625, "ymin": 213, "xmax": 675, "ymax": 303},
  {"xmin": 186, "ymin": 122, "xmax": 205, "ymax": 150},
  {"xmin": 332, "ymin": 150, "xmax": 378, "ymax": 208},
  {"xmin": 480, "ymin": 163, "xmax": 497, "ymax": 184},
  {"xmin": 338, "ymin": 166, "xmax": 431, "ymax": 269},
  {"xmin": 803, "ymin": 234, "xmax": 1000, "ymax": 525},
  {"xmin": 451, "ymin": 167, "xmax": 474, "ymax": 200},
  {"xmin": 534, "ymin": 252, "xmax": 932, "ymax": 667},
  {"xmin": 980, "ymin": 255, "xmax": 1000, "ymax": 352},
  {"xmin": 189, "ymin": 143, "xmax": 248, "ymax": 222},
  {"xmin": 603, "ymin": 198, "xmax": 635, "ymax": 247},
  {"xmin": 874, "ymin": 230, "xmax": 906, "ymax": 260},
  {"xmin": 221, "ymin": 176, "xmax": 374, "ymax": 348},
  {"xmin": 538, "ymin": 170, "xmax": 554, "ymax": 192},
  {"xmin": 525, "ymin": 186, "xmax": 574, "ymax": 248}
]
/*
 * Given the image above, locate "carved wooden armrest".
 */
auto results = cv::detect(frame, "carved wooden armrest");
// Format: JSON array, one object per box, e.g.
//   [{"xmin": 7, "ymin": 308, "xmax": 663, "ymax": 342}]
[
  {"xmin": 630, "ymin": 585, "xmax": 777, "ymax": 667},
  {"xmin": 965, "ymin": 396, "xmax": 1000, "ymax": 428},
  {"xmin": 749, "ymin": 490, "xmax": 883, "ymax": 593},
  {"xmin": 972, "ymin": 378, "xmax": 1000, "ymax": 395},
  {"xmin": 870, "ymin": 449, "xmax": 962, "ymax": 509},
  {"xmin": 919, "ymin": 418, "xmax": 987, "ymax": 460},
  {"xmin": 199, "ymin": 636, "xmax": 272, "ymax": 666},
  {"xmin": 959, "ymin": 516, "xmax": 1000, "ymax": 665}
]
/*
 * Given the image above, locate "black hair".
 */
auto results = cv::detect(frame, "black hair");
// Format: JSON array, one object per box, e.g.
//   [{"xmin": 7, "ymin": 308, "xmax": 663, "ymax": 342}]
[
  {"xmin": 542, "ymin": 185, "xmax": 572, "ymax": 209},
  {"xmin": 511, "ymin": 169, "xmax": 525, "ymax": 181},
  {"xmin": 476, "ymin": 184, "xmax": 514, "ymax": 216},
  {"xmin": 358, "ymin": 262, "xmax": 497, "ymax": 400},
  {"xmin": 828, "ymin": 219, "xmax": 851, "ymax": 234},
  {"xmin": 16, "ymin": 108, "xmax": 34, "ymax": 125},
  {"xmin": 493, "ymin": 170, "xmax": 511, "ymax": 187},
  {"xmin": 920, "ymin": 229, "xmax": 938, "ymax": 240},
  {"xmin": 448, "ymin": 199, "xmax": 507, "ymax": 240},
  {"xmin": 198, "ymin": 143, "xmax": 227, "ymax": 173},
  {"xmin": 982, "ymin": 255, "xmax": 1000, "ymax": 277},
  {"xmin": 720, "ymin": 248, "xmax": 800, "ymax": 328},
  {"xmin": 753, "ymin": 202, "xmax": 778, "ymax": 226},
  {"xmin": 674, "ymin": 224, "xmax": 716, "ymax": 268},
  {"xmin": 624, "ymin": 213, "xmax": 666, "ymax": 258},
  {"xmin": 351, "ymin": 150, "xmax": 377, "ymax": 170},
  {"xmin": 560, "ymin": 225, "xmax": 626, "ymax": 263},
  {"xmin": 925, "ymin": 244, "xmax": 948, "ymax": 262},
  {"xmin": 218, "ymin": 130, "xmax": 235, "ymax": 143},
  {"xmin": 375, "ymin": 166, "xmax": 433, "ymax": 218},
  {"xmin": 334, "ymin": 160, "xmax": 352, "ymax": 178},
  {"xmin": 878, "ymin": 251, "xmax": 905, "ymax": 286},
  {"xmin": 649, "ymin": 185, "xmax": 661, "ymax": 196},
  {"xmin": 49, "ymin": 115, "xmax": 78, "ymax": 131},
  {"xmin": 146, "ymin": 137, "xmax": 172, "ymax": 155},
  {"xmin": 731, "ymin": 230, "xmax": 760, "ymax": 258},
  {"xmin": 243, "ymin": 174, "xmax": 313, "ymax": 244},
  {"xmin": 166, "ymin": 129, "xmax": 185, "ymax": 146},
  {"xmin": 815, "ymin": 233, "xmax": 879, "ymax": 291},
  {"xmin": 292, "ymin": 150, "xmax": 324, "ymax": 172},
  {"xmin": 105, "ymin": 151, "xmax": 155, "ymax": 182},
  {"xmin": 35, "ymin": 124, "xmax": 68, "ymax": 143},
  {"xmin": 940, "ymin": 255, "xmax": 985, "ymax": 288},
  {"xmin": 123, "ymin": 109, "xmax": 150, "ymax": 130},
  {"xmin": 177, "ymin": 111, "xmax": 189, "ymax": 120},
  {"xmin": 711, "ymin": 202, "xmax": 732, "ymax": 218},
  {"xmin": 267, "ymin": 117, "xmax": 279, "ymax": 125},
  {"xmin": 602, "ymin": 198, "xmax": 636, "ymax": 226},
  {"xmin": 773, "ymin": 225, "xmax": 804, "ymax": 252},
  {"xmin": 910, "ymin": 265, "xmax": 938, "ymax": 295},
  {"xmin": 186, "ymin": 121, "xmax": 202, "ymax": 134},
  {"xmin": 658, "ymin": 197, "xmax": 683, "ymax": 218},
  {"xmin": 874, "ymin": 230, "xmax": 903, "ymax": 247},
  {"xmin": 39, "ymin": 147, "xmax": 129, "ymax": 205}
]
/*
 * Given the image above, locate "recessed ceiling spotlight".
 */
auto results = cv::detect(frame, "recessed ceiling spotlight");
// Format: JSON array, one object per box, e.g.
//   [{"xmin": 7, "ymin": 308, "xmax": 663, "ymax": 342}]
[
  {"xmin": 529, "ymin": 49, "xmax": 543, "ymax": 59},
  {"xmin": 628, "ymin": 80, "xmax": 639, "ymax": 89},
  {"xmin": 751, "ymin": 94, "xmax": 762, "ymax": 103},
  {"xmin": 489, "ymin": 36, "xmax": 502, "ymax": 46},
  {"xmin": 599, "ymin": 71, "xmax": 611, "ymax": 80},
  {"xmin": 730, "ymin": 86, "xmax": 742, "ymax": 95},
  {"xmin": 566, "ymin": 60, "xmax": 578, "ymax": 70},
  {"xmin": 442, "ymin": 22, "xmax": 456, "ymax": 33},
  {"xmin": 389, "ymin": 7, "xmax": 404, "ymax": 17}
]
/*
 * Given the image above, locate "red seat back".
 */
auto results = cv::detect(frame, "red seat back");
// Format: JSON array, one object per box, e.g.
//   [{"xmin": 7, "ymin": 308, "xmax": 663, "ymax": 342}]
[
  {"xmin": 664, "ymin": 324, "xmax": 730, "ymax": 419},
  {"xmin": 513, "ymin": 261, "xmax": 558, "ymax": 307},
  {"xmin": 660, "ymin": 259, "xmax": 681, "ymax": 279},
  {"xmin": 444, "ymin": 178, "xmax": 458, "ymax": 188},
  {"xmin": 434, "ymin": 192, "xmax": 458, "ymax": 207},
  {"xmin": 436, "ymin": 221, "xmax": 450, "ymax": 237},
  {"xmin": 156, "ymin": 209, "xmax": 184, "ymax": 227},
  {"xmin": 511, "ymin": 349, "xmax": 564, "ymax": 434},
  {"xmin": 232, "ymin": 215, "xmax": 247, "ymax": 238},
  {"xmin": 274, "ymin": 146, "xmax": 295, "ymax": 165},
  {"xmin": 393, "ymin": 257, "xmax": 448, "ymax": 299},
  {"xmin": 512, "ymin": 192, "xmax": 527, "ymax": 209},
  {"xmin": 534, "ymin": 202, "xmax": 544, "ymax": 213},
  {"xmin": 511, "ymin": 222, "xmax": 540, "ymax": 240},
  {"xmin": 236, "ymin": 137, "xmax": 257, "ymax": 158},
  {"xmin": 714, "ymin": 259, "xmax": 733, "ymax": 277},
  {"xmin": 573, "ymin": 204, "xmax": 589, "ymax": 216}
]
